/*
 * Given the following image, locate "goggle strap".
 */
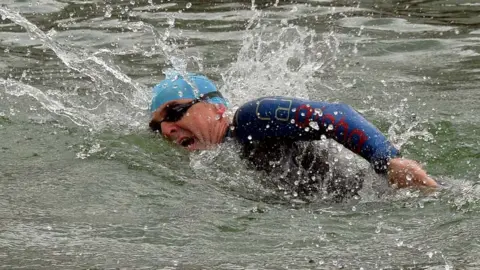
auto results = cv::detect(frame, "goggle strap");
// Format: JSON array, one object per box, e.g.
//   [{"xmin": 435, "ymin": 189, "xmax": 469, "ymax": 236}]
[{"xmin": 199, "ymin": 91, "xmax": 224, "ymax": 100}]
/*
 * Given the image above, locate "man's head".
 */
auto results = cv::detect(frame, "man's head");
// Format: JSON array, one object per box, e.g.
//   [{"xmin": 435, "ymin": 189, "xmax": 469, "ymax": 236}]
[{"xmin": 149, "ymin": 72, "xmax": 230, "ymax": 150}]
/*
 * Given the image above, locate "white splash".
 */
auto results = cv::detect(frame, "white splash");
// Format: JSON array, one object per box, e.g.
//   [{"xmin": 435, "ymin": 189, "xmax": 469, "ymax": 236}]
[
  {"xmin": 0, "ymin": 6, "xmax": 188, "ymax": 131},
  {"xmin": 219, "ymin": 16, "xmax": 340, "ymax": 107}
]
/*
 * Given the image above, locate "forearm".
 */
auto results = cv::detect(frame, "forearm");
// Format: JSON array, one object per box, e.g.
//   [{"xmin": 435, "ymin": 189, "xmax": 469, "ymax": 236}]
[{"xmin": 312, "ymin": 102, "xmax": 400, "ymax": 173}]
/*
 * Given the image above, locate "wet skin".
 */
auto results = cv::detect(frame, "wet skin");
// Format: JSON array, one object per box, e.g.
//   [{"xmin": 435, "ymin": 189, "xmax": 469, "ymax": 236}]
[{"xmin": 150, "ymin": 99, "xmax": 230, "ymax": 151}]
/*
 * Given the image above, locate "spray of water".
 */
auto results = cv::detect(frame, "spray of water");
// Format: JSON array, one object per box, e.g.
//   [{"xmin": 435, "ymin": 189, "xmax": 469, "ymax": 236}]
[
  {"xmin": 0, "ymin": 77, "xmax": 99, "ymax": 127},
  {"xmin": 386, "ymin": 98, "xmax": 435, "ymax": 150},
  {"xmin": 219, "ymin": 22, "xmax": 340, "ymax": 108},
  {"xmin": 0, "ymin": 7, "xmax": 146, "ymax": 129},
  {"xmin": 0, "ymin": 6, "xmax": 200, "ymax": 131}
]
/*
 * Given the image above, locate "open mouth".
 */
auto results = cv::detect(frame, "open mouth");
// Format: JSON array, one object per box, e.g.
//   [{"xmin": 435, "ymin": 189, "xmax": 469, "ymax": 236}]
[{"xmin": 179, "ymin": 137, "xmax": 195, "ymax": 148}]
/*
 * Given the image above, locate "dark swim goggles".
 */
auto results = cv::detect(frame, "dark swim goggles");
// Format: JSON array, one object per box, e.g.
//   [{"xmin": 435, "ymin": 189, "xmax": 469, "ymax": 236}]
[{"xmin": 149, "ymin": 92, "xmax": 224, "ymax": 133}]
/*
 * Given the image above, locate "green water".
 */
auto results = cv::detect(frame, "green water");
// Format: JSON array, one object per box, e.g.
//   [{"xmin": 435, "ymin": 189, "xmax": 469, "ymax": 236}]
[{"xmin": 0, "ymin": 0, "xmax": 479, "ymax": 269}]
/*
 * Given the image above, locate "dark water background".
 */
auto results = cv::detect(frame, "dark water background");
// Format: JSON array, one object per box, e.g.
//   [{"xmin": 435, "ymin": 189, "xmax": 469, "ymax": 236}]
[{"xmin": 0, "ymin": 0, "xmax": 479, "ymax": 269}]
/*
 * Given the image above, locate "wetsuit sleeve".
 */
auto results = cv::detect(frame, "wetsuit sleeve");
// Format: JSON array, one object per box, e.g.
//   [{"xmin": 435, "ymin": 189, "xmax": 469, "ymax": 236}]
[{"xmin": 232, "ymin": 96, "xmax": 400, "ymax": 174}]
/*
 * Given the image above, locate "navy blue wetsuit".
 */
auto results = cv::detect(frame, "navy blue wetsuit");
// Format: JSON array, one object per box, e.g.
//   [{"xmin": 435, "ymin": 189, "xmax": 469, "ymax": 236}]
[{"xmin": 229, "ymin": 96, "xmax": 400, "ymax": 201}]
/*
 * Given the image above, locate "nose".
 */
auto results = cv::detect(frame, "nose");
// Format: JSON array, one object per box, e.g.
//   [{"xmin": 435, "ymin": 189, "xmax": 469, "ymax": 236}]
[{"xmin": 161, "ymin": 121, "xmax": 178, "ymax": 138}]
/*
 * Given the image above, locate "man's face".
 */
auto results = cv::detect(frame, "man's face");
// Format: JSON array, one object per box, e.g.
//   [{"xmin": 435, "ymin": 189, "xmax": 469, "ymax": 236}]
[{"xmin": 150, "ymin": 99, "xmax": 226, "ymax": 151}]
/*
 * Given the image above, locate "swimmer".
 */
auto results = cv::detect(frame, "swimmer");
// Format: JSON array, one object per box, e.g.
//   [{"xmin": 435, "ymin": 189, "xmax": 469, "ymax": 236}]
[{"xmin": 149, "ymin": 72, "xmax": 438, "ymax": 200}]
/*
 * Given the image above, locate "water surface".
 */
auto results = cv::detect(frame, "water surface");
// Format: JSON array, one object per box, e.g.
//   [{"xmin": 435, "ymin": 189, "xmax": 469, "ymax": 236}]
[{"xmin": 1, "ymin": 0, "xmax": 479, "ymax": 269}]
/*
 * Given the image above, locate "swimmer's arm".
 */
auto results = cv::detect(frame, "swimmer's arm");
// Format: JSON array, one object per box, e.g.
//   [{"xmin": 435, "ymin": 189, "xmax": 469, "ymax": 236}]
[
  {"xmin": 233, "ymin": 97, "xmax": 438, "ymax": 188},
  {"xmin": 310, "ymin": 102, "xmax": 438, "ymax": 188}
]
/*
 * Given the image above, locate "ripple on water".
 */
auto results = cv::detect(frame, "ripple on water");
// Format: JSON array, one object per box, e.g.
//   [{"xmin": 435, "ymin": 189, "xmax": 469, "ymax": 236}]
[
  {"xmin": 339, "ymin": 17, "xmax": 455, "ymax": 33},
  {"xmin": 1, "ymin": 0, "xmax": 68, "ymax": 14}
]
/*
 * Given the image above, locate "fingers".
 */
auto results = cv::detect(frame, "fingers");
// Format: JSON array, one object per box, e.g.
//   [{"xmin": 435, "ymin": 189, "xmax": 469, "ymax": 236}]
[
  {"xmin": 388, "ymin": 158, "xmax": 439, "ymax": 189},
  {"xmin": 416, "ymin": 175, "xmax": 438, "ymax": 188}
]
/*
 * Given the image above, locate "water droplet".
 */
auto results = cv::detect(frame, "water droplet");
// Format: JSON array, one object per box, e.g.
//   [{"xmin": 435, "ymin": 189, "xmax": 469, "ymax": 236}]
[
  {"xmin": 304, "ymin": 127, "xmax": 310, "ymax": 132},
  {"xmin": 265, "ymin": 124, "xmax": 270, "ymax": 129},
  {"xmin": 309, "ymin": 121, "xmax": 319, "ymax": 130},
  {"xmin": 290, "ymin": 119, "xmax": 295, "ymax": 124},
  {"xmin": 301, "ymin": 112, "xmax": 305, "ymax": 117},
  {"xmin": 247, "ymin": 135, "xmax": 252, "ymax": 140},
  {"xmin": 418, "ymin": 201, "xmax": 425, "ymax": 208},
  {"xmin": 333, "ymin": 111, "xmax": 338, "ymax": 115},
  {"xmin": 327, "ymin": 124, "xmax": 334, "ymax": 131},
  {"xmin": 186, "ymin": 2, "xmax": 192, "ymax": 8},
  {"xmin": 104, "ymin": 5, "xmax": 113, "ymax": 18},
  {"xmin": 291, "ymin": 108, "xmax": 296, "ymax": 112},
  {"xmin": 167, "ymin": 17, "xmax": 175, "ymax": 27}
]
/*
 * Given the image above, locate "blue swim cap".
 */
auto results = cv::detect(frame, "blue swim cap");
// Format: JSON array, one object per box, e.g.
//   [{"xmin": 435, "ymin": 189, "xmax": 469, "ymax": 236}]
[{"xmin": 150, "ymin": 72, "xmax": 228, "ymax": 113}]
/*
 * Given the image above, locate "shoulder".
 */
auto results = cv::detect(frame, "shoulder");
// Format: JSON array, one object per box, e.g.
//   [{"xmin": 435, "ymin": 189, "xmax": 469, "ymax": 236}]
[
  {"xmin": 234, "ymin": 96, "xmax": 293, "ymax": 123},
  {"xmin": 234, "ymin": 96, "xmax": 312, "ymax": 115},
  {"xmin": 233, "ymin": 96, "xmax": 332, "ymax": 123}
]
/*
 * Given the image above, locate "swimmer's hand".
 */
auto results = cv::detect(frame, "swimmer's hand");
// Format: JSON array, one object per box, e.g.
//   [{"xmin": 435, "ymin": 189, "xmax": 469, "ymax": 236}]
[{"xmin": 387, "ymin": 158, "xmax": 438, "ymax": 189}]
